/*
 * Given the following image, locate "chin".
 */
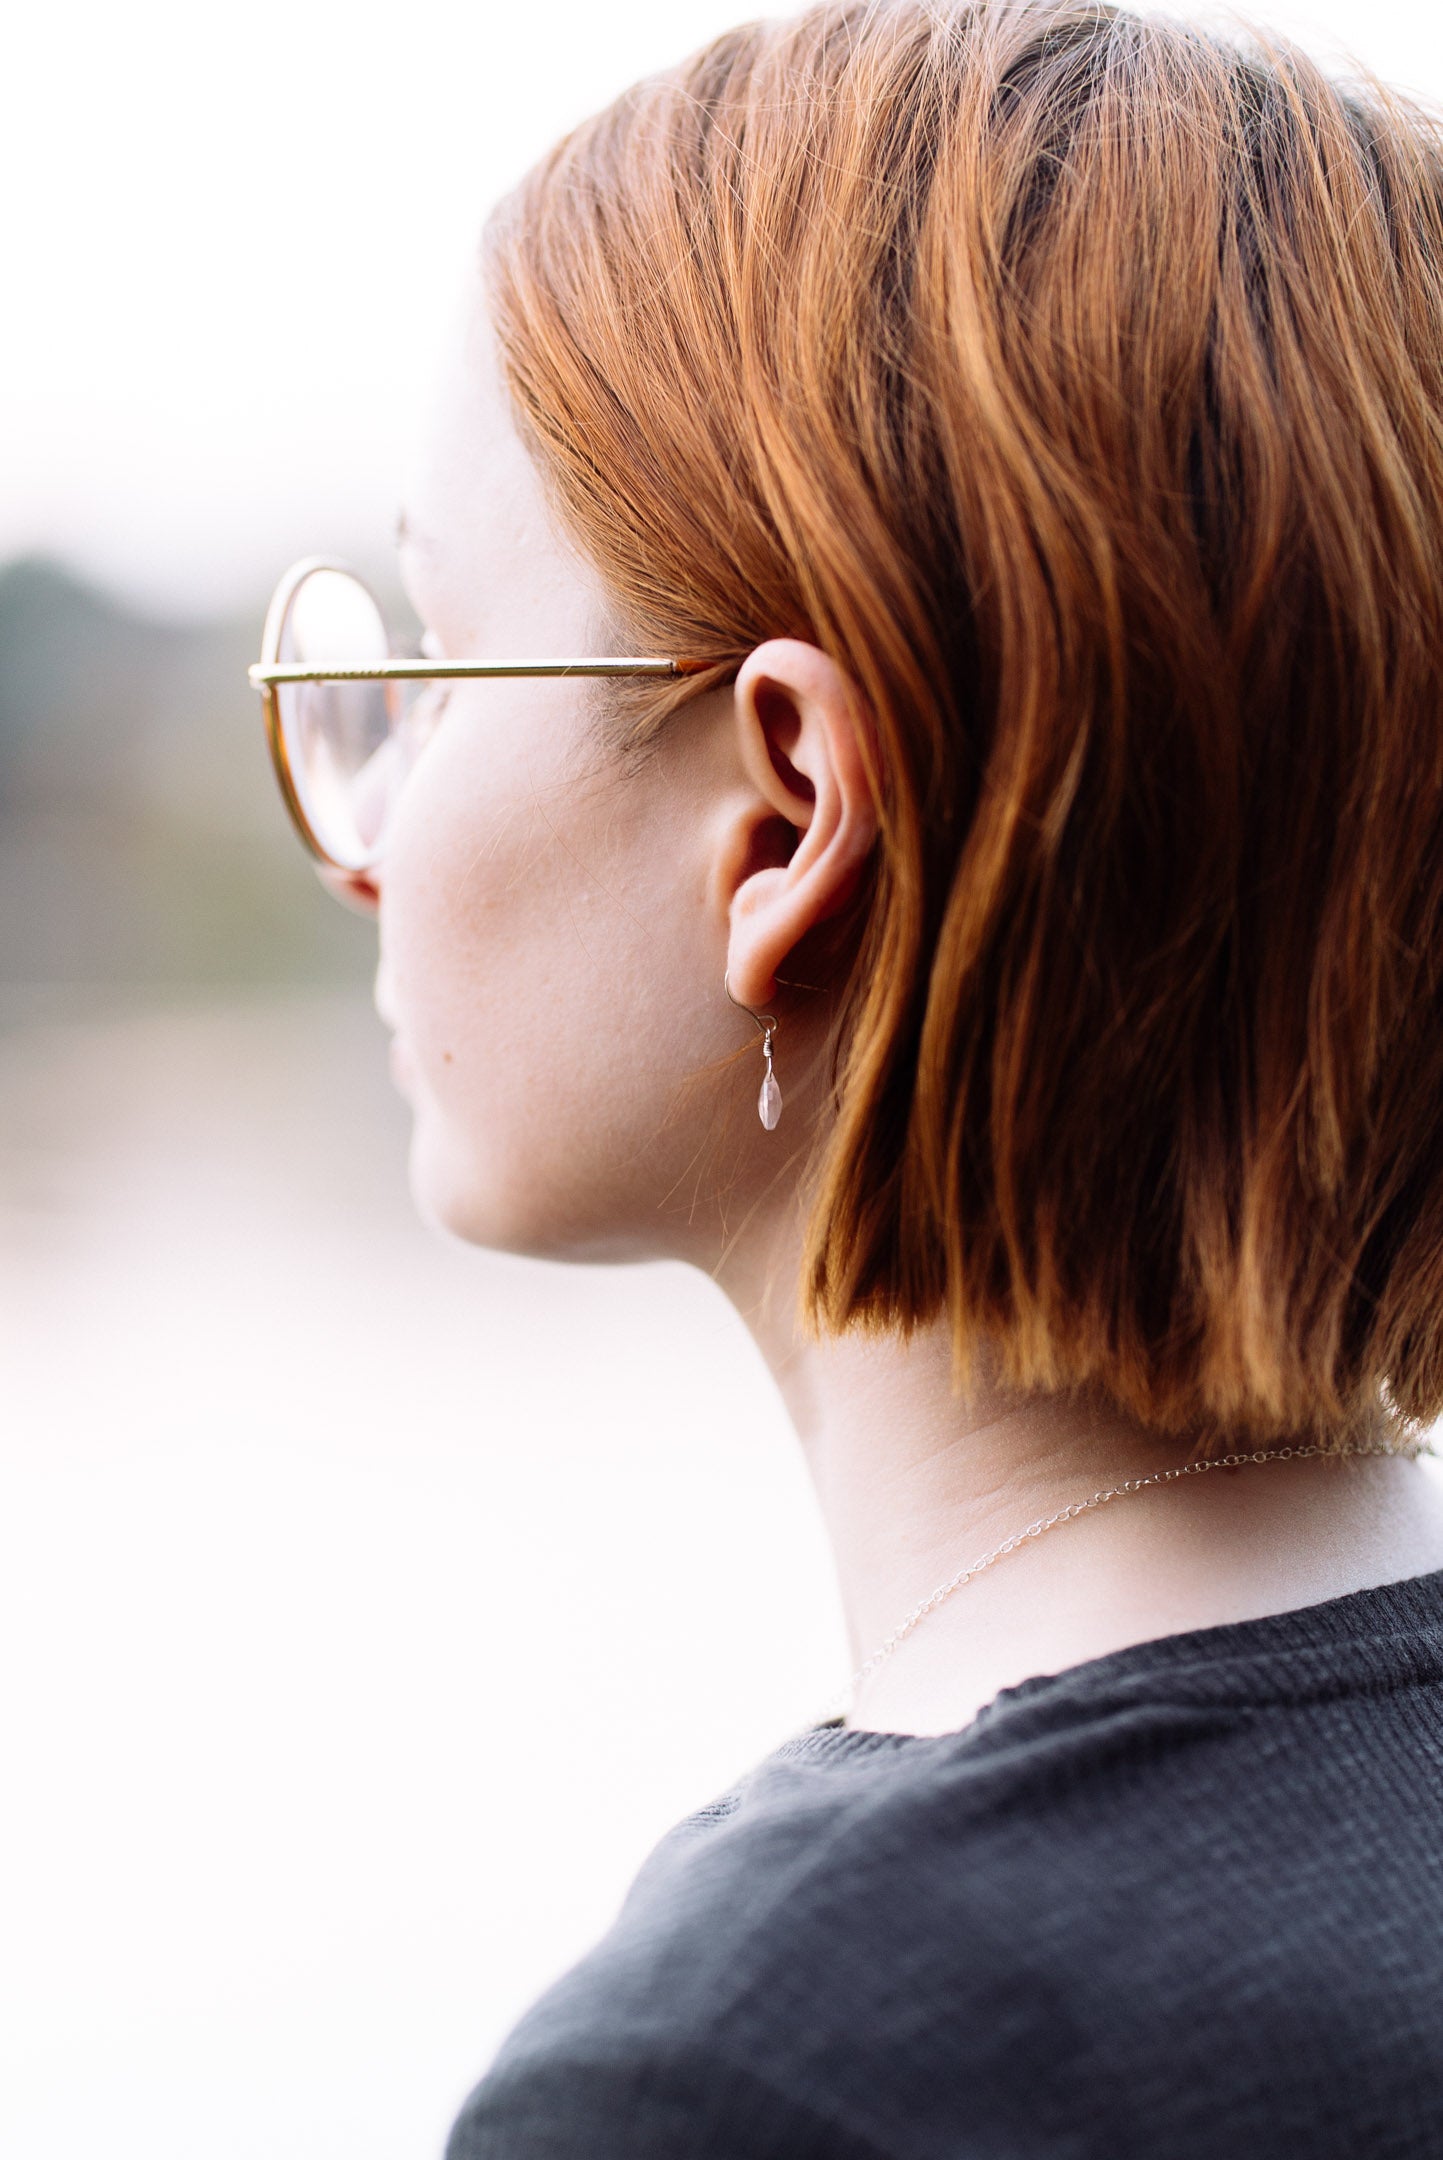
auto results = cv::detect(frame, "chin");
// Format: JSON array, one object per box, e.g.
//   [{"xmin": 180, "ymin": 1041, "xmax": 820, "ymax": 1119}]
[
  {"xmin": 403, "ymin": 1112, "xmax": 647, "ymax": 1267},
  {"xmin": 405, "ymin": 1118, "xmax": 512, "ymax": 1249}
]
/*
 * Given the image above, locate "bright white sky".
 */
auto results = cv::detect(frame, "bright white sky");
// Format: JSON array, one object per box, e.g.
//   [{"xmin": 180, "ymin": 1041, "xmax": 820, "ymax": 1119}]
[{"xmin": 4, "ymin": 0, "xmax": 1443, "ymax": 617}]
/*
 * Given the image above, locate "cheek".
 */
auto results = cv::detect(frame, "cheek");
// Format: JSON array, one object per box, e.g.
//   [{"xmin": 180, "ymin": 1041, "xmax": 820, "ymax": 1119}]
[
  {"xmin": 382, "ymin": 696, "xmax": 570, "ymax": 1105},
  {"xmin": 375, "ymin": 695, "xmax": 699, "ymax": 1251}
]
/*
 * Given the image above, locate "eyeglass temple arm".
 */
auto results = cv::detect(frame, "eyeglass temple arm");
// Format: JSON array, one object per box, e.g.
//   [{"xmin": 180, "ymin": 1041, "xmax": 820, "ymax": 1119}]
[{"xmin": 248, "ymin": 657, "xmax": 714, "ymax": 687}]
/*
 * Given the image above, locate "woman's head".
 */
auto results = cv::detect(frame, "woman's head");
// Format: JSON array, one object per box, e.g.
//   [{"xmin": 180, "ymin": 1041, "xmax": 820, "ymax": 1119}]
[
  {"xmin": 377, "ymin": 290, "xmax": 877, "ymax": 1265},
  {"xmin": 379, "ymin": 0, "xmax": 1443, "ymax": 1447}
]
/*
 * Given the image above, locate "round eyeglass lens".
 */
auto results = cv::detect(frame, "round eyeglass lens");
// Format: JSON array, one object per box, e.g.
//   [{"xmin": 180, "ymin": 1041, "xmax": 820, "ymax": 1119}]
[{"xmin": 275, "ymin": 567, "xmax": 411, "ymax": 871}]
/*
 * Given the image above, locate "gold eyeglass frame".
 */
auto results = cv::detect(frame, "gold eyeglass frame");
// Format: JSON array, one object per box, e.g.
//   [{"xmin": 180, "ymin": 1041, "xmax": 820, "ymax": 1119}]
[{"xmin": 248, "ymin": 555, "xmax": 711, "ymax": 873}]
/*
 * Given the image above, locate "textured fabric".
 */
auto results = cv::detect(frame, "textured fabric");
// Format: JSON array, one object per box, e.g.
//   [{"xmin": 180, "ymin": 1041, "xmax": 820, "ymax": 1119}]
[{"xmin": 446, "ymin": 1565, "xmax": 1443, "ymax": 2158}]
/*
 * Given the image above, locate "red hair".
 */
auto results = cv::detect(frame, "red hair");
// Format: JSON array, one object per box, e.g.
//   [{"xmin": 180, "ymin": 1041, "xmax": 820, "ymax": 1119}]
[{"xmin": 484, "ymin": 0, "xmax": 1443, "ymax": 1449}]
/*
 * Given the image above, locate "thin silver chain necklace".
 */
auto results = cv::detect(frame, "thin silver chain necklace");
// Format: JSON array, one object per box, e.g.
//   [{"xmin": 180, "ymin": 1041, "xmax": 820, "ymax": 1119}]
[{"xmin": 817, "ymin": 1434, "xmax": 1437, "ymax": 1729}]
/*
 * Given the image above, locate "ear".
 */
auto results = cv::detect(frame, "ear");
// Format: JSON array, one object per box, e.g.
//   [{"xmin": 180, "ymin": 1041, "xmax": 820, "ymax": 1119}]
[{"xmin": 720, "ymin": 638, "xmax": 879, "ymax": 1009}]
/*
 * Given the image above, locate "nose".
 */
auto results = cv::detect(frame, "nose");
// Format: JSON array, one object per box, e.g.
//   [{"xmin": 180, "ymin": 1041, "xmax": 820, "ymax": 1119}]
[{"xmin": 314, "ymin": 863, "xmax": 381, "ymax": 916}]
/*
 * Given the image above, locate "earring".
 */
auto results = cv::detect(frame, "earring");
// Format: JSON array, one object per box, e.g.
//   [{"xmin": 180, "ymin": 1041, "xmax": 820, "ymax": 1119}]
[{"xmin": 724, "ymin": 971, "xmax": 783, "ymax": 1130}]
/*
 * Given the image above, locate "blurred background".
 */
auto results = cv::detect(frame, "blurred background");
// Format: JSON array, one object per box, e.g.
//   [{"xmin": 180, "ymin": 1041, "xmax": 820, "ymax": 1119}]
[{"xmin": 4, "ymin": 1, "xmax": 1443, "ymax": 2154}]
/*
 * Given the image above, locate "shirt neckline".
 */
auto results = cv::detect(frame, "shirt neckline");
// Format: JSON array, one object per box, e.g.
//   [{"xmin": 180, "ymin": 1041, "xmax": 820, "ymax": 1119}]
[{"xmin": 778, "ymin": 1558, "xmax": 1443, "ymax": 1761}]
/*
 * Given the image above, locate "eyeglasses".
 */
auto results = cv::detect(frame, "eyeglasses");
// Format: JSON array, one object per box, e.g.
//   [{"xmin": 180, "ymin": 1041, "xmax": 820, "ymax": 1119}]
[{"xmin": 248, "ymin": 556, "xmax": 709, "ymax": 874}]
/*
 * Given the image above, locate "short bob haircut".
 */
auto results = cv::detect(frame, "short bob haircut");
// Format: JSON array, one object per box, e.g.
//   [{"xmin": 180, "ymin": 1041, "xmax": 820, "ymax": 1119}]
[{"xmin": 484, "ymin": 0, "xmax": 1443, "ymax": 1452}]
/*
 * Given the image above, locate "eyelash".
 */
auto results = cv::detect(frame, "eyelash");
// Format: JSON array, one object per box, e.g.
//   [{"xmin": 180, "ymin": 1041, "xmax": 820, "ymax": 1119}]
[
  {"xmin": 392, "ymin": 630, "xmax": 454, "ymax": 739},
  {"xmin": 406, "ymin": 679, "xmax": 453, "ymax": 738}
]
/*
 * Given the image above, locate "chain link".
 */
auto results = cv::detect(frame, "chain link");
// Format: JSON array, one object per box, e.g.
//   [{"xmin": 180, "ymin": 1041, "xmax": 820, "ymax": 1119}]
[{"xmin": 815, "ymin": 1434, "xmax": 1437, "ymax": 1728}]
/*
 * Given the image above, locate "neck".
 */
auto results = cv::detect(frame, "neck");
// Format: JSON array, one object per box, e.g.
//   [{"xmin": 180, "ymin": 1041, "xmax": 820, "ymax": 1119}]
[{"xmin": 717, "ymin": 1217, "xmax": 1443, "ymax": 1738}]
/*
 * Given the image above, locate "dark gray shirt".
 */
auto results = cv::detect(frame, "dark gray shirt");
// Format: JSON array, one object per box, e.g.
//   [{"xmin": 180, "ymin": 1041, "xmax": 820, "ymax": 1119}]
[{"xmin": 447, "ymin": 1565, "xmax": 1443, "ymax": 2157}]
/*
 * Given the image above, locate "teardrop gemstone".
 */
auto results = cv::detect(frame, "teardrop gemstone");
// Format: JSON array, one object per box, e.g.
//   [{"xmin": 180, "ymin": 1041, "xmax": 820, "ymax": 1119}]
[{"xmin": 758, "ymin": 1071, "xmax": 783, "ymax": 1130}]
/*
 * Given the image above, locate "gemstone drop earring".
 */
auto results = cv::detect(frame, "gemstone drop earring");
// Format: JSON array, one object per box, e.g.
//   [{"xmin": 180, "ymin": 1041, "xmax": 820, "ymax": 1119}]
[{"xmin": 724, "ymin": 972, "xmax": 782, "ymax": 1129}]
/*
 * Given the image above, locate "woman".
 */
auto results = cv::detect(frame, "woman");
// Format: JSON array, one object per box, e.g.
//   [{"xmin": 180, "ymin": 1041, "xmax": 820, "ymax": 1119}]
[{"xmin": 250, "ymin": 1, "xmax": 1443, "ymax": 2150}]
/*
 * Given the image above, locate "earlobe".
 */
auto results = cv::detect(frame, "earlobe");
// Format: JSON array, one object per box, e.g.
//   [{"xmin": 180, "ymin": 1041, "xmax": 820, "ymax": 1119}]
[{"xmin": 723, "ymin": 638, "xmax": 878, "ymax": 1009}]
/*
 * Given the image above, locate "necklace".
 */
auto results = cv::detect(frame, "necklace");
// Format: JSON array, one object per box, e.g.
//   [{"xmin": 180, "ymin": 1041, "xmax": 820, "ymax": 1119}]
[{"xmin": 820, "ymin": 1434, "xmax": 1437, "ymax": 1728}]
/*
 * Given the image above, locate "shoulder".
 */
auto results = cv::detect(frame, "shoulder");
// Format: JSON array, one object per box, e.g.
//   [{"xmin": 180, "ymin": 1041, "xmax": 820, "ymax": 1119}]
[
  {"xmin": 445, "ymin": 1587, "xmax": 1443, "ymax": 2157},
  {"xmin": 443, "ymin": 1731, "xmax": 1137, "ymax": 2159},
  {"xmin": 445, "ymin": 2037, "xmax": 902, "ymax": 2159}
]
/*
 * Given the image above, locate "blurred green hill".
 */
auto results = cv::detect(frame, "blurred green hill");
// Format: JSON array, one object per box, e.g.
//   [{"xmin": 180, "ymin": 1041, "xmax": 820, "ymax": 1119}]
[{"xmin": 0, "ymin": 557, "xmax": 377, "ymax": 985}]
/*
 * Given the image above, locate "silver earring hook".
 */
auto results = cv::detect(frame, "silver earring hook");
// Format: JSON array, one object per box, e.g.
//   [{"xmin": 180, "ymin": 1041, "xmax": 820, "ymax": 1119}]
[
  {"xmin": 723, "ymin": 970, "xmax": 778, "ymax": 1043},
  {"xmin": 726, "ymin": 970, "xmax": 783, "ymax": 1130}
]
